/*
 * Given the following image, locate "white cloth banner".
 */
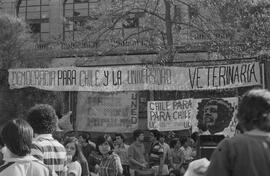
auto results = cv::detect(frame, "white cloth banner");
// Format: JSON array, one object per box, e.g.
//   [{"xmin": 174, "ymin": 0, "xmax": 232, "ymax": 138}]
[
  {"xmin": 76, "ymin": 92, "xmax": 139, "ymax": 132},
  {"xmin": 8, "ymin": 62, "xmax": 261, "ymax": 91},
  {"xmin": 147, "ymin": 99, "xmax": 195, "ymax": 131},
  {"xmin": 148, "ymin": 97, "xmax": 238, "ymax": 137}
]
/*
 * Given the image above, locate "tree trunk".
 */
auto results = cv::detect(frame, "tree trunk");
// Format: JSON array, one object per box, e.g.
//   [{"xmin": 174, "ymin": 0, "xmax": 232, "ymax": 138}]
[{"xmin": 164, "ymin": 0, "xmax": 174, "ymax": 64}]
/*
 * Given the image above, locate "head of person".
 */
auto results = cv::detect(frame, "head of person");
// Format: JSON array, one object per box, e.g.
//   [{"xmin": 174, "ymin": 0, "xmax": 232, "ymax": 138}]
[
  {"xmin": 1, "ymin": 119, "xmax": 33, "ymax": 157},
  {"xmin": 78, "ymin": 133, "xmax": 89, "ymax": 145},
  {"xmin": 96, "ymin": 135, "xmax": 114, "ymax": 155},
  {"xmin": 64, "ymin": 137, "xmax": 86, "ymax": 162},
  {"xmin": 27, "ymin": 104, "xmax": 58, "ymax": 134},
  {"xmin": 149, "ymin": 130, "xmax": 160, "ymax": 142},
  {"xmin": 104, "ymin": 134, "xmax": 112, "ymax": 142},
  {"xmin": 115, "ymin": 133, "xmax": 125, "ymax": 145},
  {"xmin": 169, "ymin": 138, "xmax": 180, "ymax": 149},
  {"xmin": 159, "ymin": 133, "xmax": 166, "ymax": 144},
  {"xmin": 237, "ymin": 89, "xmax": 270, "ymax": 132},
  {"xmin": 197, "ymin": 99, "xmax": 233, "ymax": 134},
  {"xmin": 133, "ymin": 129, "xmax": 144, "ymax": 142},
  {"xmin": 180, "ymin": 136, "xmax": 188, "ymax": 148}
]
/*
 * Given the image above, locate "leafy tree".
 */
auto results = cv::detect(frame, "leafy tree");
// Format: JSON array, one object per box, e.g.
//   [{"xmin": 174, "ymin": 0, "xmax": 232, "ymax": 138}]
[
  {"xmin": 198, "ymin": 0, "xmax": 270, "ymax": 58},
  {"xmin": 63, "ymin": 0, "xmax": 270, "ymax": 61},
  {"xmin": 0, "ymin": 14, "xmax": 65, "ymax": 128},
  {"xmin": 0, "ymin": 14, "xmax": 31, "ymax": 69}
]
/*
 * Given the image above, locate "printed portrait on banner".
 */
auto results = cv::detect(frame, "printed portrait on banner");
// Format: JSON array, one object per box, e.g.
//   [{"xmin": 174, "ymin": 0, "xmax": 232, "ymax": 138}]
[{"xmin": 193, "ymin": 97, "xmax": 238, "ymax": 137}]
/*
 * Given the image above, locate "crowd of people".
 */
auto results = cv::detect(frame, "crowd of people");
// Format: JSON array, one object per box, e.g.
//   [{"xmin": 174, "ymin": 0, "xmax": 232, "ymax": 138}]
[{"xmin": 0, "ymin": 88, "xmax": 270, "ymax": 176}]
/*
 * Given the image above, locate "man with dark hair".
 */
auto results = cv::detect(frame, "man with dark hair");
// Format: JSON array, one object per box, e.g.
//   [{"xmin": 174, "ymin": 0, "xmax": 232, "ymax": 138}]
[
  {"xmin": 149, "ymin": 130, "xmax": 162, "ymax": 167},
  {"xmin": 0, "ymin": 119, "xmax": 53, "ymax": 176},
  {"xmin": 149, "ymin": 130, "xmax": 171, "ymax": 176},
  {"xmin": 206, "ymin": 89, "xmax": 270, "ymax": 176},
  {"xmin": 27, "ymin": 104, "xmax": 66, "ymax": 176},
  {"xmin": 114, "ymin": 133, "xmax": 130, "ymax": 176},
  {"xmin": 196, "ymin": 99, "xmax": 234, "ymax": 135},
  {"xmin": 128, "ymin": 129, "xmax": 148, "ymax": 176},
  {"xmin": 78, "ymin": 132, "xmax": 95, "ymax": 174}
]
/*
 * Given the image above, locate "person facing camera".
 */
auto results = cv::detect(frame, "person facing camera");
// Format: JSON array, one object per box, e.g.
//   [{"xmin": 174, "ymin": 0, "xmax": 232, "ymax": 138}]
[
  {"xmin": 96, "ymin": 135, "xmax": 123, "ymax": 176},
  {"xmin": 0, "ymin": 119, "xmax": 55, "ymax": 176},
  {"xmin": 206, "ymin": 89, "xmax": 270, "ymax": 176},
  {"xmin": 64, "ymin": 137, "xmax": 90, "ymax": 176}
]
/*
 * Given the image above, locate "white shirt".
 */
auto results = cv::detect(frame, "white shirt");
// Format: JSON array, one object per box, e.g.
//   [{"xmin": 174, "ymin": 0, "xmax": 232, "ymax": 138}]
[
  {"xmin": 0, "ymin": 155, "xmax": 53, "ymax": 176},
  {"xmin": 67, "ymin": 161, "xmax": 82, "ymax": 176}
]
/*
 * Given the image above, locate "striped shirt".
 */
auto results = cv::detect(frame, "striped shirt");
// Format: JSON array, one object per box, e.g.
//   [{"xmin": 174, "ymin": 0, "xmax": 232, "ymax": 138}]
[
  {"xmin": 99, "ymin": 153, "xmax": 123, "ymax": 176},
  {"xmin": 31, "ymin": 134, "xmax": 66, "ymax": 176}
]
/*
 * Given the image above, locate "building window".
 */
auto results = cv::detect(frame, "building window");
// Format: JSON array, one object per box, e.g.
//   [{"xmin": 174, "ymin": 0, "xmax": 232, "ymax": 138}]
[
  {"xmin": 18, "ymin": 0, "xmax": 49, "ymax": 41},
  {"xmin": 29, "ymin": 23, "xmax": 41, "ymax": 33}
]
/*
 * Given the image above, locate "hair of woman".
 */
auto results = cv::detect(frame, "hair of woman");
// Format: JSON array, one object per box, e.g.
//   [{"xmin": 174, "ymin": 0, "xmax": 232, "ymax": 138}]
[
  {"xmin": 1, "ymin": 118, "xmax": 33, "ymax": 156},
  {"xmin": 95, "ymin": 135, "xmax": 114, "ymax": 155},
  {"xmin": 64, "ymin": 137, "xmax": 87, "ymax": 163}
]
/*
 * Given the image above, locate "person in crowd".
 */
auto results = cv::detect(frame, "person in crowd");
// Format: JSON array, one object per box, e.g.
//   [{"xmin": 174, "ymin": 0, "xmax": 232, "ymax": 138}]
[
  {"xmin": 114, "ymin": 133, "xmax": 130, "ymax": 176},
  {"xmin": 96, "ymin": 135, "xmax": 123, "ymax": 176},
  {"xmin": 169, "ymin": 138, "xmax": 184, "ymax": 173},
  {"xmin": 206, "ymin": 89, "xmax": 270, "ymax": 176},
  {"xmin": 159, "ymin": 133, "xmax": 172, "ymax": 176},
  {"xmin": 87, "ymin": 146, "xmax": 102, "ymax": 175},
  {"xmin": 79, "ymin": 133, "xmax": 96, "ymax": 153},
  {"xmin": 78, "ymin": 133, "xmax": 95, "ymax": 174},
  {"xmin": 180, "ymin": 137, "xmax": 194, "ymax": 171},
  {"xmin": 0, "ymin": 119, "xmax": 54, "ymax": 176},
  {"xmin": 27, "ymin": 104, "xmax": 66, "ymax": 176},
  {"xmin": 128, "ymin": 129, "xmax": 148, "ymax": 176},
  {"xmin": 149, "ymin": 130, "xmax": 162, "ymax": 168},
  {"xmin": 149, "ymin": 130, "xmax": 169, "ymax": 176},
  {"xmin": 64, "ymin": 137, "xmax": 89, "ymax": 176}
]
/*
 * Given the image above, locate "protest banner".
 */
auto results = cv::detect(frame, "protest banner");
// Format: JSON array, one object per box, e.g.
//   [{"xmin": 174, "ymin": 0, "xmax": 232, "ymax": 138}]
[
  {"xmin": 193, "ymin": 97, "xmax": 238, "ymax": 137},
  {"xmin": 147, "ymin": 98, "xmax": 195, "ymax": 131},
  {"xmin": 8, "ymin": 62, "xmax": 262, "ymax": 91},
  {"xmin": 76, "ymin": 92, "xmax": 139, "ymax": 132},
  {"xmin": 147, "ymin": 97, "xmax": 238, "ymax": 137}
]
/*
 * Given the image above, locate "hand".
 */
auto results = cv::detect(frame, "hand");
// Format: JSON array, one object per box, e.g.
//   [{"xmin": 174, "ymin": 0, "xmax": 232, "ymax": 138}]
[
  {"xmin": 66, "ymin": 155, "xmax": 72, "ymax": 164},
  {"xmin": 141, "ymin": 163, "xmax": 147, "ymax": 169},
  {"xmin": 95, "ymin": 164, "xmax": 100, "ymax": 172}
]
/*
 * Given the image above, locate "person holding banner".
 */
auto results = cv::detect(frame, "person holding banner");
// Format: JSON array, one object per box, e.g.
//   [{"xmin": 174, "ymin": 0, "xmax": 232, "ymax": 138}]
[{"xmin": 206, "ymin": 89, "xmax": 270, "ymax": 176}]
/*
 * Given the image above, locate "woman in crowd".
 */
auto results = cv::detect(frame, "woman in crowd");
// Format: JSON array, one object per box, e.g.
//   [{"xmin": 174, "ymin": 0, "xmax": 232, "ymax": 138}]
[
  {"xmin": 0, "ymin": 119, "xmax": 53, "ymax": 176},
  {"xmin": 64, "ymin": 137, "xmax": 89, "ymax": 176},
  {"xmin": 96, "ymin": 135, "xmax": 123, "ymax": 176},
  {"xmin": 206, "ymin": 89, "xmax": 270, "ymax": 176}
]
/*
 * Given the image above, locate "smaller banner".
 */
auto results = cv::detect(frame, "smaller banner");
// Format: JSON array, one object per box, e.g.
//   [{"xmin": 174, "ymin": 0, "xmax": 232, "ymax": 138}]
[
  {"xmin": 76, "ymin": 92, "xmax": 139, "ymax": 132},
  {"xmin": 147, "ymin": 99, "xmax": 195, "ymax": 131},
  {"xmin": 147, "ymin": 97, "xmax": 238, "ymax": 137},
  {"xmin": 193, "ymin": 97, "xmax": 238, "ymax": 137}
]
